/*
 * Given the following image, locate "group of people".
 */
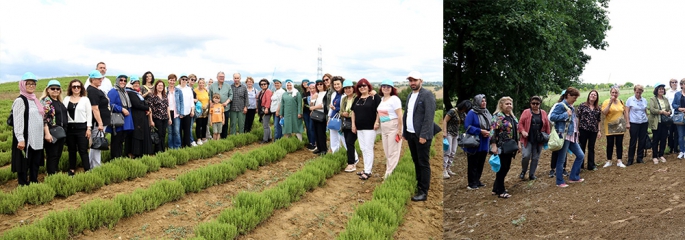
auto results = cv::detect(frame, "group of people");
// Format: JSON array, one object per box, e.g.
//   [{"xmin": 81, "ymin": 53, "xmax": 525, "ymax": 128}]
[
  {"xmin": 444, "ymin": 79, "xmax": 685, "ymax": 199},
  {"xmin": 11, "ymin": 62, "xmax": 440, "ymax": 204}
]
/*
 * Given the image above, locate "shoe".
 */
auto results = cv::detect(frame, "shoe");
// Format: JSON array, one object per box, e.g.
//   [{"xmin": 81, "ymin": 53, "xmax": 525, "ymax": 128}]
[
  {"xmin": 447, "ymin": 168, "xmax": 457, "ymax": 176},
  {"xmin": 519, "ymin": 172, "xmax": 525, "ymax": 180},
  {"xmin": 548, "ymin": 170, "xmax": 555, "ymax": 178},
  {"xmin": 603, "ymin": 161, "xmax": 612, "ymax": 168},
  {"xmin": 660, "ymin": 157, "xmax": 667, "ymax": 163},
  {"xmin": 617, "ymin": 161, "xmax": 627, "ymax": 168},
  {"xmin": 637, "ymin": 159, "xmax": 644, "ymax": 164},
  {"xmin": 344, "ymin": 165, "xmax": 356, "ymax": 172},
  {"xmin": 467, "ymin": 185, "xmax": 479, "ymax": 190},
  {"xmin": 359, "ymin": 172, "xmax": 371, "ymax": 180},
  {"xmin": 68, "ymin": 171, "xmax": 75, "ymax": 177},
  {"xmin": 529, "ymin": 176, "xmax": 537, "ymax": 181},
  {"xmin": 653, "ymin": 158, "xmax": 659, "ymax": 164},
  {"xmin": 197, "ymin": 140, "xmax": 203, "ymax": 145},
  {"xmin": 318, "ymin": 152, "xmax": 326, "ymax": 156},
  {"xmin": 313, "ymin": 149, "xmax": 321, "ymax": 154},
  {"xmin": 354, "ymin": 159, "xmax": 359, "ymax": 165},
  {"xmin": 477, "ymin": 182, "xmax": 486, "ymax": 188},
  {"xmin": 679, "ymin": 152, "xmax": 684, "ymax": 159},
  {"xmin": 557, "ymin": 183, "xmax": 569, "ymax": 188},
  {"xmin": 562, "ymin": 169, "xmax": 569, "ymax": 177},
  {"xmin": 497, "ymin": 193, "xmax": 512, "ymax": 198},
  {"xmin": 443, "ymin": 170, "xmax": 450, "ymax": 179},
  {"xmin": 591, "ymin": 167, "xmax": 598, "ymax": 171},
  {"xmin": 411, "ymin": 193, "xmax": 427, "ymax": 201},
  {"xmin": 308, "ymin": 145, "xmax": 318, "ymax": 152},
  {"xmin": 191, "ymin": 141, "xmax": 198, "ymax": 147},
  {"xmin": 568, "ymin": 178, "xmax": 585, "ymax": 183}
]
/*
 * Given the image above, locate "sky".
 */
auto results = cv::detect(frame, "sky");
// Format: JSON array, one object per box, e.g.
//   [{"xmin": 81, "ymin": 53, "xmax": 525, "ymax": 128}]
[
  {"xmin": 579, "ymin": 0, "xmax": 685, "ymax": 87},
  {"xmin": 0, "ymin": 0, "xmax": 442, "ymax": 83}
]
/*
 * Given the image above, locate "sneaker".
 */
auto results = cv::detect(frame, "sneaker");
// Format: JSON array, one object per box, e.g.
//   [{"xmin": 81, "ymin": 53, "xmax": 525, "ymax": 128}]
[
  {"xmin": 679, "ymin": 152, "xmax": 685, "ymax": 159},
  {"xmin": 344, "ymin": 165, "xmax": 356, "ymax": 172},
  {"xmin": 653, "ymin": 158, "xmax": 659, "ymax": 164},
  {"xmin": 443, "ymin": 170, "xmax": 450, "ymax": 179},
  {"xmin": 467, "ymin": 185, "xmax": 479, "ymax": 190},
  {"xmin": 447, "ymin": 168, "xmax": 457, "ymax": 176},
  {"xmin": 562, "ymin": 169, "xmax": 569, "ymax": 177},
  {"xmin": 603, "ymin": 161, "xmax": 612, "ymax": 168},
  {"xmin": 557, "ymin": 183, "xmax": 569, "ymax": 188},
  {"xmin": 477, "ymin": 182, "xmax": 486, "ymax": 188},
  {"xmin": 617, "ymin": 161, "xmax": 626, "ymax": 168},
  {"xmin": 308, "ymin": 146, "xmax": 318, "ymax": 152},
  {"xmin": 548, "ymin": 170, "xmax": 555, "ymax": 178},
  {"xmin": 568, "ymin": 178, "xmax": 585, "ymax": 183},
  {"xmin": 197, "ymin": 140, "xmax": 203, "ymax": 145},
  {"xmin": 354, "ymin": 159, "xmax": 359, "ymax": 166},
  {"xmin": 660, "ymin": 157, "xmax": 667, "ymax": 163},
  {"xmin": 191, "ymin": 141, "xmax": 198, "ymax": 147}
]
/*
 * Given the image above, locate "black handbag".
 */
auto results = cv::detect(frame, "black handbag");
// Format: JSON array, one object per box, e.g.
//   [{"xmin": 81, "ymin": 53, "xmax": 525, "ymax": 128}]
[
  {"xmin": 311, "ymin": 111, "xmax": 326, "ymax": 122},
  {"xmin": 457, "ymin": 133, "xmax": 480, "ymax": 148},
  {"xmin": 111, "ymin": 112, "xmax": 125, "ymax": 127},
  {"xmin": 501, "ymin": 138, "xmax": 519, "ymax": 154},
  {"xmin": 644, "ymin": 135, "xmax": 652, "ymax": 149},
  {"xmin": 342, "ymin": 117, "xmax": 353, "ymax": 130},
  {"xmin": 656, "ymin": 98, "xmax": 673, "ymax": 126},
  {"xmin": 150, "ymin": 127, "xmax": 160, "ymax": 145},
  {"xmin": 539, "ymin": 132, "xmax": 550, "ymax": 143},
  {"xmin": 49, "ymin": 126, "xmax": 66, "ymax": 141},
  {"xmin": 90, "ymin": 130, "xmax": 109, "ymax": 150}
]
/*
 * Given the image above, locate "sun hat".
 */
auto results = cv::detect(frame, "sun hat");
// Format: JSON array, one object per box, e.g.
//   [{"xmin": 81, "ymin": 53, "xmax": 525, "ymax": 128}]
[
  {"xmin": 179, "ymin": 73, "xmax": 188, "ymax": 78},
  {"xmin": 21, "ymin": 72, "xmax": 37, "ymax": 81},
  {"xmin": 89, "ymin": 70, "xmax": 103, "ymax": 79},
  {"xmin": 308, "ymin": 82, "xmax": 316, "ymax": 87},
  {"xmin": 273, "ymin": 79, "xmax": 281, "ymax": 83},
  {"xmin": 342, "ymin": 80, "xmax": 353, "ymax": 88},
  {"xmin": 655, "ymin": 82, "xmax": 665, "ymax": 88},
  {"xmin": 284, "ymin": 79, "xmax": 293, "ymax": 85},
  {"xmin": 47, "ymin": 80, "xmax": 61, "ymax": 87},
  {"xmin": 406, "ymin": 71, "xmax": 422, "ymax": 80},
  {"xmin": 117, "ymin": 74, "xmax": 128, "ymax": 80},
  {"xmin": 302, "ymin": 79, "xmax": 310, "ymax": 84},
  {"xmin": 129, "ymin": 75, "xmax": 140, "ymax": 84},
  {"xmin": 381, "ymin": 79, "xmax": 394, "ymax": 87}
]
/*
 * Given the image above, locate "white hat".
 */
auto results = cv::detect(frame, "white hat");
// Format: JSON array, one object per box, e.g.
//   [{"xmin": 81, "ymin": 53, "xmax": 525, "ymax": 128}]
[{"xmin": 406, "ymin": 71, "xmax": 422, "ymax": 80}]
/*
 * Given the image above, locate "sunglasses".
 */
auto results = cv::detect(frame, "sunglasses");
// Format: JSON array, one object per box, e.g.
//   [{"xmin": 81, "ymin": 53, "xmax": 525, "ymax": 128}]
[
  {"xmin": 119, "ymin": 79, "xmax": 127, "ymax": 82},
  {"xmin": 358, "ymin": 85, "xmax": 368, "ymax": 88},
  {"xmin": 671, "ymin": 81, "xmax": 677, "ymax": 83},
  {"xmin": 49, "ymin": 87, "xmax": 61, "ymax": 91},
  {"xmin": 259, "ymin": 83, "xmax": 268, "ymax": 86},
  {"xmin": 180, "ymin": 78, "xmax": 188, "ymax": 81},
  {"xmin": 531, "ymin": 102, "xmax": 540, "ymax": 105},
  {"xmin": 316, "ymin": 83, "xmax": 323, "ymax": 86},
  {"xmin": 323, "ymin": 79, "xmax": 330, "ymax": 81},
  {"xmin": 190, "ymin": 79, "xmax": 196, "ymax": 81},
  {"xmin": 71, "ymin": 85, "xmax": 82, "ymax": 89}
]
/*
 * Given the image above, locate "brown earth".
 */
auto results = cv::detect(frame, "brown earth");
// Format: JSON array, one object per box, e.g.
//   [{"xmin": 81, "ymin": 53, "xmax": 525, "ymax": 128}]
[{"xmin": 444, "ymin": 134, "xmax": 685, "ymax": 239}]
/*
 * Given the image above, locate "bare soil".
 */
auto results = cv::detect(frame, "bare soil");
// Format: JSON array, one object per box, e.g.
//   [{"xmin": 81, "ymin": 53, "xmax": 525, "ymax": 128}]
[{"xmin": 444, "ymin": 135, "xmax": 685, "ymax": 239}]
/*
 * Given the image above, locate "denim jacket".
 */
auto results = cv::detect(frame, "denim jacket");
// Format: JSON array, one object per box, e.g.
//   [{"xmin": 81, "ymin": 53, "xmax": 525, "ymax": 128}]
[
  {"xmin": 549, "ymin": 100, "xmax": 575, "ymax": 136},
  {"xmin": 173, "ymin": 87, "xmax": 184, "ymax": 116}
]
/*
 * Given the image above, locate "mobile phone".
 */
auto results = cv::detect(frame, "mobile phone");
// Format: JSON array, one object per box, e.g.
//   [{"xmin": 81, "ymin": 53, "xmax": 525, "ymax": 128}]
[{"xmin": 395, "ymin": 135, "xmax": 401, "ymax": 142}]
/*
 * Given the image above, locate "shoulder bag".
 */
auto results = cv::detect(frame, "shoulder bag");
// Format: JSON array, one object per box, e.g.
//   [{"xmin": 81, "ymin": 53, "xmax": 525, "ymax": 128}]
[
  {"xmin": 311, "ymin": 110, "xmax": 326, "ymax": 122},
  {"xmin": 150, "ymin": 127, "xmax": 160, "ymax": 145},
  {"xmin": 457, "ymin": 126, "xmax": 480, "ymax": 148},
  {"xmin": 49, "ymin": 126, "xmax": 66, "ymax": 141},
  {"xmin": 90, "ymin": 130, "xmax": 109, "ymax": 150},
  {"xmin": 111, "ymin": 112, "xmax": 125, "ymax": 127},
  {"xmin": 654, "ymin": 97, "xmax": 673, "ymax": 126},
  {"xmin": 327, "ymin": 113, "xmax": 342, "ymax": 131},
  {"xmin": 548, "ymin": 104, "xmax": 571, "ymax": 152}
]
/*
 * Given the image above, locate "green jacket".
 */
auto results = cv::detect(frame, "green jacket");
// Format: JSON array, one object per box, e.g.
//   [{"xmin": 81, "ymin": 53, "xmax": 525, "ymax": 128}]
[{"xmin": 647, "ymin": 96, "xmax": 671, "ymax": 130}]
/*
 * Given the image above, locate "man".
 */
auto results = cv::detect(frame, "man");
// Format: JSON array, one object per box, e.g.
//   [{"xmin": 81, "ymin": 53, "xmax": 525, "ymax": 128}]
[
  {"xmin": 87, "ymin": 70, "xmax": 111, "ymax": 169},
  {"xmin": 666, "ymin": 78, "xmax": 679, "ymax": 154},
  {"xmin": 229, "ymin": 72, "xmax": 248, "ymax": 135},
  {"xmin": 402, "ymin": 71, "xmax": 440, "ymax": 202},
  {"xmin": 208, "ymin": 72, "xmax": 233, "ymax": 139},
  {"xmin": 85, "ymin": 62, "xmax": 113, "ymax": 94}
]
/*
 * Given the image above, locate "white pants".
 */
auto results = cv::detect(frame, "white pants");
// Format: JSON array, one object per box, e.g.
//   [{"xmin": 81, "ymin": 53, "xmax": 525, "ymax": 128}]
[
  {"xmin": 332, "ymin": 129, "xmax": 358, "ymax": 159},
  {"xmin": 358, "ymin": 129, "xmax": 376, "ymax": 174},
  {"xmin": 89, "ymin": 127, "xmax": 107, "ymax": 168}
]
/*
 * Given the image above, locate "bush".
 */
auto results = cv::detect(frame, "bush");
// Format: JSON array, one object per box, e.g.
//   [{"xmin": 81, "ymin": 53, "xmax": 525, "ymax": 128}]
[
  {"xmin": 78, "ymin": 198, "xmax": 123, "ymax": 230},
  {"xmin": 109, "ymin": 158, "xmax": 148, "ymax": 180},
  {"xmin": 139, "ymin": 155, "xmax": 161, "ymax": 172},
  {"xmin": 177, "ymin": 170, "xmax": 208, "ymax": 193},
  {"xmin": 137, "ymin": 180, "xmax": 185, "ymax": 211},
  {"xmin": 0, "ymin": 168, "xmax": 16, "ymax": 184},
  {"xmin": 217, "ymin": 192, "xmax": 274, "ymax": 234},
  {"xmin": 73, "ymin": 171, "xmax": 105, "ymax": 193},
  {"xmin": 34, "ymin": 210, "xmax": 72, "ymax": 239},
  {"xmin": 91, "ymin": 164, "xmax": 128, "ymax": 185},
  {"xmin": 44, "ymin": 172, "xmax": 78, "ymax": 197},
  {"xmin": 113, "ymin": 193, "xmax": 145, "ymax": 218},
  {"xmin": 194, "ymin": 222, "xmax": 238, "ymax": 240},
  {"xmin": 168, "ymin": 149, "xmax": 190, "ymax": 165},
  {"xmin": 0, "ymin": 191, "xmax": 23, "ymax": 214},
  {"xmin": 157, "ymin": 152, "xmax": 177, "ymax": 168},
  {"xmin": 0, "ymin": 225, "xmax": 52, "ymax": 240},
  {"xmin": 15, "ymin": 183, "xmax": 56, "ymax": 205}
]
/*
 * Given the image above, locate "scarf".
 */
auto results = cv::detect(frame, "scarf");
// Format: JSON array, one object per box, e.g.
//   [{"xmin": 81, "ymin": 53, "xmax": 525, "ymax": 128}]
[
  {"xmin": 126, "ymin": 87, "xmax": 144, "ymax": 101},
  {"xmin": 472, "ymin": 94, "xmax": 491, "ymax": 130},
  {"xmin": 286, "ymin": 87, "xmax": 299, "ymax": 97},
  {"xmin": 115, "ymin": 84, "xmax": 131, "ymax": 108},
  {"xmin": 19, "ymin": 80, "xmax": 44, "ymax": 117}
]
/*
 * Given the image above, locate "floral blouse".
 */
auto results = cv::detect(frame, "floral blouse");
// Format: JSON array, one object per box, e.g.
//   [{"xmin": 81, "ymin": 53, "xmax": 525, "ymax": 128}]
[
  {"xmin": 577, "ymin": 103, "xmax": 601, "ymax": 133},
  {"xmin": 490, "ymin": 112, "xmax": 518, "ymax": 146},
  {"xmin": 41, "ymin": 97, "xmax": 56, "ymax": 127},
  {"xmin": 446, "ymin": 108, "xmax": 462, "ymax": 136},
  {"xmin": 146, "ymin": 94, "xmax": 169, "ymax": 120}
]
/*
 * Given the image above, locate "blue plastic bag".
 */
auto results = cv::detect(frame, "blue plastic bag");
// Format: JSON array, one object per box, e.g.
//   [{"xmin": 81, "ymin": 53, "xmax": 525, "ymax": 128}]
[
  {"xmin": 279, "ymin": 118, "xmax": 284, "ymax": 126},
  {"xmin": 489, "ymin": 154, "xmax": 501, "ymax": 173},
  {"xmin": 443, "ymin": 138, "xmax": 449, "ymax": 151}
]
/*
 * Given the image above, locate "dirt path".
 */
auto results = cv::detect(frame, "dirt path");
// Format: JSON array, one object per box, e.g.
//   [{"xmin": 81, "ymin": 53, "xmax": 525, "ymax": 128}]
[{"xmin": 0, "ymin": 142, "xmax": 263, "ymax": 232}]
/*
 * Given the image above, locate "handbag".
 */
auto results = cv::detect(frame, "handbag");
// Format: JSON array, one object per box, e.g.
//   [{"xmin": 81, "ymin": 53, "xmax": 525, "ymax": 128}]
[
  {"xmin": 150, "ymin": 127, "xmax": 160, "ymax": 145},
  {"xmin": 489, "ymin": 154, "xmax": 501, "ymax": 173},
  {"xmin": 539, "ymin": 132, "xmax": 550, "ymax": 143},
  {"xmin": 327, "ymin": 113, "xmax": 341, "ymax": 131},
  {"xmin": 656, "ymin": 98, "xmax": 673, "ymax": 126},
  {"xmin": 500, "ymin": 138, "xmax": 519, "ymax": 154},
  {"xmin": 49, "ymin": 125, "xmax": 66, "ymax": 141},
  {"xmin": 342, "ymin": 117, "xmax": 353, "ymax": 130},
  {"xmin": 607, "ymin": 117, "xmax": 627, "ymax": 134},
  {"xmin": 457, "ymin": 132, "xmax": 480, "ymax": 148},
  {"xmin": 644, "ymin": 135, "xmax": 652, "ymax": 149},
  {"xmin": 90, "ymin": 130, "xmax": 109, "ymax": 150},
  {"xmin": 311, "ymin": 110, "xmax": 326, "ymax": 122},
  {"xmin": 673, "ymin": 112, "xmax": 685, "ymax": 125},
  {"xmin": 111, "ymin": 112, "xmax": 125, "ymax": 127}
]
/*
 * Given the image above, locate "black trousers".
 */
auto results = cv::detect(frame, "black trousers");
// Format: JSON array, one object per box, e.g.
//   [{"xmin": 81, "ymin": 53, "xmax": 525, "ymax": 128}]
[
  {"xmin": 550, "ymin": 150, "xmax": 566, "ymax": 170},
  {"xmin": 44, "ymin": 138, "xmax": 66, "ymax": 175},
  {"xmin": 493, "ymin": 152, "xmax": 513, "ymax": 195},
  {"xmin": 313, "ymin": 120, "xmax": 328, "ymax": 153},
  {"xmin": 221, "ymin": 111, "xmax": 230, "ymax": 139},
  {"xmin": 467, "ymin": 151, "xmax": 487, "ymax": 188},
  {"xmin": 110, "ymin": 130, "xmax": 127, "ymax": 159},
  {"xmin": 195, "ymin": 117, "xmax": 208, "ymax": 139},
  {"xmin": 606, "ymin": 134, "xmax": 624, "ymax": 160},
  {"xmin": 343, "ymin": 129, "xmax": 358, "ymax": 164},
  {"xmin": 17, "ymin": 147, "xmax": 43, "ymax": 186},
  {"xmin": 67, "ymin": 124, "xmax": 90, "ymax": 171},
  {"xmin": 628, "ymin": 122, "xmax": 648, "ymax": 163},
  {"xmin": 668, "ymin": 123, "xmax": 679, "ymax": 153},
  {"xmin": 578, "ymin": 129, "xmax": 598, "ymax": 169},
  {"xmin": 180, "ymin": 116, "xmax": 192, "ymax": 147},
  {"xmin": 245, "ymin": 109, "xmax": 256, "ymax": 133},
  {"xmin": 407, "ymin": 134, "xmax": 432, "ymax": 195},
  {"xmin": 153, "ymin": 118, "xmax": 169, "ymax": 153},
  {"xmin": 653, "ymin": 123, "xmax": 669, "ymax": 158}
]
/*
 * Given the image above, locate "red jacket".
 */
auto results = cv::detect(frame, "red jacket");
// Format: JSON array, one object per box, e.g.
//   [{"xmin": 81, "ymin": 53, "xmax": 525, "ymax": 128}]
[{"xmin": 518, "ymin": 108, "xmax": 551, "ymax": 147}]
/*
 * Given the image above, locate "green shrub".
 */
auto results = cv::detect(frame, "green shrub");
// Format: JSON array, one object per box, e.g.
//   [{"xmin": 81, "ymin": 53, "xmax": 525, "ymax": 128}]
[
  {"xmin": 113, "ymin": 192, "xmax": 145, "ymax": 218},
  {"xmin": 44, "ymin": 172, "xmax": 78, "ymax": 197},
  {"xmin": 34, "ymin": 210, "xmax": 72, "ymax": 239},
  {"xmin": 0, "ymin": 168, "xmax": 16, "ymax": 184},
  {"xmin": 0, "ymin": 191, "xmax": 23, "ymax": 214},
  {"xmin": 139, "ymin": 155, "xmax": 161, "ymax": 172},
  {"xmin": 78, "ymin": 198, "xmax": 123, "ymax": 230},
  {"xmin": 109, "ymin": 158, "xmax": 148, "ymax": 180},
  {"xmin": 195, "ymin": 222, "xmax": 239, "ymax": 240},
  {"xmin": 157, "ymin": 152, "xmax": 177, "ymax": 168},
  {"xmin": 262, "ymin": 187, "xmax": 291, "ymax": 209},
  {"xmin": 15, "ymin": 183, "xmax": 56, "ymax": 205},
  {"xmin": 137, "ymin": 180, "xmax": 185, "ymax": 210},
  {"xmin": 251, "ymin": 150, "xmax": 268, "ymax": 166},
  {"xmin": 218, "ymin": 192, "xmax": 274, "ymax": 234},
  {"xmin": 0, "ymin": 224, "xmax": 52, "ymax": 240},
  {"xmin": 337, "ymin": 220, "xmax": 387, "ymax": 240},
  {"xmin": 212, "ymin": 163, "xmax": 239, "ymax": 185},
  {"xmin": 168, "ymin": 149, "xmax": 190, "ymax": 165},
  {"xmin": 91, "ymin": 164, "xmax": 128, "ymax": 185},
  {"xmin": 177, "ymin": 170, "xmax": 208, "ymax": 193},
  {"xmin": 73, "ymin": 171, "xmax": 105, "ymax": 193}
]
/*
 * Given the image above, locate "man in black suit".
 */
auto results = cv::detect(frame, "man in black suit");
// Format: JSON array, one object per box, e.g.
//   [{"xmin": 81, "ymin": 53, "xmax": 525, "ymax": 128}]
[{"xmin": 403, "ymin": 71, "xmax": 440, "ymax": 202}]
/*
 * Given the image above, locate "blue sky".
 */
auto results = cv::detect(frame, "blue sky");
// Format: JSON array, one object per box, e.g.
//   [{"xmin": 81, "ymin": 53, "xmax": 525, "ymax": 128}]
[{"xmin": 0, "ymin": 0, "xmax": 442, "ymax": 83}]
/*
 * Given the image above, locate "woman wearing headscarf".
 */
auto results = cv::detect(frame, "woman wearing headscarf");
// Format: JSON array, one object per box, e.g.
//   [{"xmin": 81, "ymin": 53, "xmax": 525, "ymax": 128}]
[
  {"xmin": 517, "ymin": 96, "xmax": 550, "ymax": 181},
  {"xmin": 107, "ymin": 75, "xmax": 135, "ymax": 159},
  {"xmin": 549, "ymin": 87, "xmax": 585, "ymax": 188},
  {"xmin": 280, "ymin": 79, "xmax": 304, "ymax": 140},
  {"xmin": 125, "ymin": 76, "xmax": 154, "ymax": 157},
  {"xmin": 463, "ymin": 94, "xmax": 491, "ymax": 190},
  {"xmin": 625, "ymin": 84, "xmax": 649, "ymax": 166},
  {"xmin": 351, "ymin": 78, "xmax": 382, "ymax": 180},
  {"xmin": 443, "ymin": 100, "xmax": 471, "ymax": 179},
  {"xmin": 12, "ymin": 72, "xmax": 46, "ymax": 185},
  {"xmin": 577, "ymin": 90, "xmax": 602, "ymax": 170},
  {"xmin": 648, "ymin": 83, "xmax": 671, "ymax": 164},
  {"xmin": 41, "ymin": 80, "xmax": 68, "ymax": 175},
  {"xmin": 63, "ymin": 79, "xmax": 92, "ymax": 175},
  {"xmin": 328, "ymin": 76, "xmax": 347, "ymax": 153}
]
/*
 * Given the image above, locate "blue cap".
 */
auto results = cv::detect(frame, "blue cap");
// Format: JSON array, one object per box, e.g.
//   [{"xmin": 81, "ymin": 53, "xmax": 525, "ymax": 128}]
[
  {"xmin": 179, "ymin": 73, "xmax": 188, "ymax": 78},
  {"xmin": 21, "ymin": 72, "xmax": 37, "ymax": 81},
  {"xmin": 342, "ymin": 80, "xmax": 353, "ymax": 88},
  {"xmin": 47, "ymin": 80, "xmax": 61, "ymax": 87},
  {"xmin": 381, "ymin": 79, "xmax": 394, "ymax": 87},
  {"xmin": 130, "ymin": 75, "xmax": 140, "ymax": 84},
  {"xmin": 284, "ymin": 79, "xmax": 293, "ymax": 85},
  {"xmin": 315, "ymin": 79, "xmax": 323, "ymax": 83},
  {"xmin": 273, "ymin": 79, "xmax": 281, "ymax": 83},
  {"xmin": 302, "ymin": 79, "xmax": 310, "ymax": 83},
  {"xmin": 89, "ymin": 70, "xmax": 103, "ymax": 79},
  {"xmin": 655, "ymin": 82, "xmax": 665, "ymax": 88}
]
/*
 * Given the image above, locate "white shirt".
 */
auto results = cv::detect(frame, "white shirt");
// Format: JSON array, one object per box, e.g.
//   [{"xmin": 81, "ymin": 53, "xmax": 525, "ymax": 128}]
[
  {"xmin": 314, "ymin": 91, "xmax": 326, "ymax": 113},
  {"xmin": 377, "ymin": 95, "xmax": 402, "ymax": 122},
  {"xmin": 180, "ymin": 85, "xmax": 194, "ymax": 115},
  {"xmin": 407, "ymin": 92, "xmax": 418, "ymax": 133},
  {"xmin": 63, "ymin": 96, "xmax": 93, "ymax": 126},
  {"xmin": 270, "ymin": 88, "xmax": 285, "ymax": 111},
  {"xmin": 626, "ymin": 96, "xmax": 648, "ymax": 124},
  {"xmin": 85, "ymin": 77, "xmax": 113, "ymax": 96},
  {"xmin": 667, "ymin": 88, "xmax": 679, "ymax": 116}
]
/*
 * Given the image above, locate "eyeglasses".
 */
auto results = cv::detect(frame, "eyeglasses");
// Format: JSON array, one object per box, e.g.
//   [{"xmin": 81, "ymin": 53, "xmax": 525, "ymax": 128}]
[
  {"xmin": 531, "ymin": 102, "xmax": 540, "ymax": 105},
  {"xmin": 671, "ymin": 81, "xmax": 677, "ymax": 83},
  {"xmin": 25, "ymin": 82, "xmax": 36, "ymax": 86},
  {"xmin": 71, "ymin": 85, "xmax": 82, "ymax": 89},
  {"xmin": 119, "ymin": 79, "xmax": 127, "ymax": 82},
  {"xmin": 49, "ymin": 87, "xmax": 61, "ymax": 91},
  {"xmin": 180, "ymin": 78, "xmax": 188, "ymax": 81},
  {"xmin": 316, "ymin": 83, "xmax": 323, "ymax": 86},
  {"xmin": 323, "ymin": 79, "xmax": 330, "ymax": 81},
  {"xmin": 259, "ymin": 83, "xmax": 267, "ymax": 86}
]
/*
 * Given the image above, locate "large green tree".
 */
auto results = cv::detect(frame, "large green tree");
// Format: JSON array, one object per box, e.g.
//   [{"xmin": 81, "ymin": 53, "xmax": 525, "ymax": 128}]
[{"xmin": 443, "ymin": 0, "xmax": 611, "ymax": 112}]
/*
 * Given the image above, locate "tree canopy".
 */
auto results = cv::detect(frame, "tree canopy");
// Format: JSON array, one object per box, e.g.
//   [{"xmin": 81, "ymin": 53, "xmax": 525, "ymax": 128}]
[{"xmin": 443, "ymin": 0, "xmax": 611, "ymax": 112}]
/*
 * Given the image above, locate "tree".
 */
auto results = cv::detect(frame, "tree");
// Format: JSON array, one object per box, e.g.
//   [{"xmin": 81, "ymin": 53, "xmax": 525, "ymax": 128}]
[
  {"xmin": 624, "ymin": 82, "xmax": 634, "ymax": 88},
  {"xmin": 444, "ymin": 0, "xmax": 611, "ymax": 113}
]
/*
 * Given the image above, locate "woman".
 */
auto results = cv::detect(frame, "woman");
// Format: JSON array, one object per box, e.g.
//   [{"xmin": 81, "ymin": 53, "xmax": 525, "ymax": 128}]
[
  {"xmin": 244, "ymin": 77, "xmax": 258, "ymax": 133},
  {"xmin": 141, "ymin": 71, "xmax": 155, "ymax": 99},
  {"xmin": 280, "ymin": 80, "xmax": 304, "ymax": 140},
  {"xmin": 271, "ymin": 79, "xmax": 286, "ymax": 140},
  {"xmin": 341, "ymin": 80, "xmax": 360, "ymax": 172},
  {"xmin": 328, "ymin": 76, "xmax": 347, "ymax": 153},
  {"xmin": 12, "ymin": 73, "xmax": 46, "ymax": 185},
  {"xmin": 549, "ymin": 87, "xmax": 585, "ymax": 188},
  {"xmin": 106, "ymin": 75, "xmax": 134, "ymax": 159},
  {"xmin": 257, "ymin": 79, "xmax": 273, "ymax": 143},
  {"xmin": 667, "ymin": 79, "xmax": 680, "ymax": 154},
  {"xmin": 195, "ymin": 78, "xmax": 210, "ymax": 144},
  {"xmin": 548, "ymin": 93, "xmax": 568, "ymax": 177},
  {"xmin": 377, "ymin": 79, "xmax": 403, "ymax": 179},
  {"xmin": 87, "ymin": 70, "xmax": 110, "ymax": 169},
  {"xmin": 41, "ymin": 80, "xmax": 68, "ymax": 175},
  {"xmin": 63, "ymin": 79, "xmax": 92, "ymax": 175},
  {"xmin": 577, "ymin": 90, "xmax": 602, "ymax": 170},
  {"xmin": 602, "ymin": 86, "xmax": 628, "ymax": 167},
  {"xmin": 310, "ymin": 79, "xmax": 328, "ymax": 155},
  {"xmin": 517, "ymin": 96, "xmax": 550, "ymax": 181},
  {"xmin": 625, "ymin": 85, "xmax": 648, "ymax": 166},
  {"xmin": 649, "ymin": 83, "xmax": 671, "ymax": 164},
  {"xmin": 125, "ymin": 76, "xmax": 153, "ymax": 157},
  {"xmin": 443, "ymin": 100, "xmax": 471, "ymax": 179},
  {"xmin": 178, "ymin": 74, "xmax": 195, "ymax": 148},
  {"xmin": 167, "ymin": 74, "xmax": 182, "ymax": 149},
  {"xmin": 463, "ymin": 94, "xmax": 491, "ymax": 190},
  {"xmin": 489, "ymin": 97, "xmax": 518, "ymax": 198},
  {"xmin": 302, "ymin": 80, "xmax": 316, "ymax": 150},
  {"xmin": 351, "ymin": 78, "xmax": 382, "ymax": 180},
  {"xmin": 673, "ymin": 79, "xmax": 685, "ymax": 158},
  {"xmin": 147, "ymin": 80, "xmax": 171, "ymax": 153}
]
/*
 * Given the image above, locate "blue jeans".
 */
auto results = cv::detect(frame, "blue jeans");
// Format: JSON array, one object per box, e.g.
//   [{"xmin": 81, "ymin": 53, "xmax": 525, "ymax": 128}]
[
  {"xmin": 168, "ymin": 116, "xmax": 181, "ymax": 149},
  {"xmin": 555, "ymin": 140, "xmax": 585, "ymax": 185},
  {"xmin": 274, "ymin": 115, "xmax": 283, "ymax": 140},
  {"xmin": 190, "ymin": 116, "xmax": 195, "ymax": 142},
  {"xmin": 677, "ymin": 125, "xmax": 685, "ymax": 153},
  {"xmin": 303, "ymin": 111, "xmax": 315, "ymax": 145}
]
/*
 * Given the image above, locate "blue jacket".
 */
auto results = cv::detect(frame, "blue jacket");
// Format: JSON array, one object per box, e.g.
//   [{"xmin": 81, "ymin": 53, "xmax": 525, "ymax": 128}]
[
  {"xmin": 463, "ymin": 110, "xmax": 491, "ymax": 153},
  {"xmin": 672, "ymin": 91, "xmax": 683, "ymax": 110},
  {"xmin": 106, "ymin": 88, "xmax": 134, "ymax": 133},
  {"xmin": 173, "ymin": 87, "xmax": 184, "ymax": 117},
  {"xmin": 549, "ymin": 100, "xmax": 576, "ymax": 136}
]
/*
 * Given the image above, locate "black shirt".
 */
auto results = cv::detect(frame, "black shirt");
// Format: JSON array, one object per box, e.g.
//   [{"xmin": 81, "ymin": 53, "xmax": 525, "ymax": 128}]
[
  {"xmin": 529, "ymin": 112, "xmax": 542, "ymax": 144},
  {"xmin": 87, "ymin": 85, "xmax": 111, "ymax": 127},
  {"xmin": 351, "ymin": 95, "xmax": 382, "ymax": 130}
]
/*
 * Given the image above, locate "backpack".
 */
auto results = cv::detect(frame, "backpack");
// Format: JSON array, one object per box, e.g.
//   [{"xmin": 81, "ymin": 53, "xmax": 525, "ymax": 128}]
[{"xmin": 7, "ymin": 95, "xmax": 28, "ymax": 127}]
